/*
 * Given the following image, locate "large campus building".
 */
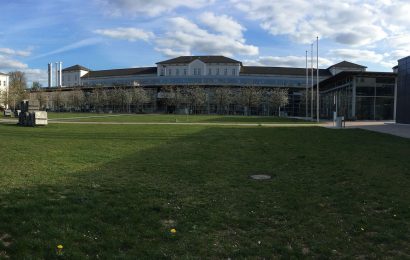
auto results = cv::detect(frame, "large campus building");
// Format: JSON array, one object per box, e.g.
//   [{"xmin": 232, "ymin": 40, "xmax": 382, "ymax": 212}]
[{"xmin": 38, "ymin": 55, "xmax": 396, "ymax": 120}]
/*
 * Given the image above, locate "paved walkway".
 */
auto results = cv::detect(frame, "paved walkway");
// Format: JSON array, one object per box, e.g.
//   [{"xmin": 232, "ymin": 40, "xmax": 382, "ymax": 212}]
[
  {"xmin": 352, "ymin": 123, "xmax": 410, "ymax": 139},
  {"xmin": 323, "ymin": 120, "xmax": 410, "ymax": 139}
]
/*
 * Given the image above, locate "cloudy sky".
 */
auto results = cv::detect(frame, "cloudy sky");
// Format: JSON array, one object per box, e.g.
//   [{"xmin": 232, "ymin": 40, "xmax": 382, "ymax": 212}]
[{"xmin": 1, "ymin": 0, "xmax": 409, "ymax": 85}]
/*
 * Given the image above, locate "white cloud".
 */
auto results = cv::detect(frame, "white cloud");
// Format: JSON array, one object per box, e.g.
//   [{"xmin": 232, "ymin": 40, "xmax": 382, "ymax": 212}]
[
  {"xmin": 244, "ymin": 55, "xmax": 333, "ymax": 68},
  {"xmin": 155, "ymin": 16, "xmax": 258, "ymax": 57},
  {"xmin": 22, "ymin": 68, "xmax": 48, "ymax": 87},
  {"xmin": 199, "ymin": 12, "xmax": 245, "ymax": 39},
  {"xmin": 32, "ymin": 38, "xmax": 102, "ymax": 59},
  {"xmin": 94, "ymin": 27, "xmax": 154, "ymax": 42},
  {"xmin": 231, "ymin": 0, "xmax": 388, "ymax": 46},
  {"xmin": 0, "ymin": 54, "xmax": 46, "ymax": 86},
  {"xmin": 0, "ymin": 47, "xmax": 31, "ymax": 57},
  {"xmin": 0, "ymin": 55, "xmax": 28, "ymax": 70},
  {"xmin": 96, "ymin": 0, "xmax": 214, "ymax": 17},
  {"xmin": 328, "ymin": 49, "xmax": 385, "ymax": 63}
]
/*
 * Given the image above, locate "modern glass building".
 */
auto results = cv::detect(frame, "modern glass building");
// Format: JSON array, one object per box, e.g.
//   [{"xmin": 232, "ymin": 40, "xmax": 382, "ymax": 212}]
[
  {"xmin": 397, "ymin": 56, "xmax": 410, "ymax": 124},
  {"xmin": 319, "ymin": 71, "xmax": 396, "ymax": 120}
]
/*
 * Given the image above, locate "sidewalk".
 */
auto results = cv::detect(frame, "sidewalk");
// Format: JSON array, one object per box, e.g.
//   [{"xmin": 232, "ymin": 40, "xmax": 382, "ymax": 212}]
[{"xmin": 324, "ymin": 120, "xmax": 410, "ymax": 139}]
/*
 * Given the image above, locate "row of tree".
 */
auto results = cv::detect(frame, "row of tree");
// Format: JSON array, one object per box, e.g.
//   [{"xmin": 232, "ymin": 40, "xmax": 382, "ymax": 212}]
[
  {"xmin": 30, "ymin": 85, "xmax": 289, "ymax": 116},
  {"xmin": 161, "ymin": 86, "xmax": 289, "ymax": 115}
]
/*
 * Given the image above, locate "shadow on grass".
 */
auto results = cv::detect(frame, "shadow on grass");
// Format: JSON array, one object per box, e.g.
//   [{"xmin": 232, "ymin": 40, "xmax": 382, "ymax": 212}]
[{"xmin": 0, "ymin": 125, "xmax": 409, "ymax": 258}]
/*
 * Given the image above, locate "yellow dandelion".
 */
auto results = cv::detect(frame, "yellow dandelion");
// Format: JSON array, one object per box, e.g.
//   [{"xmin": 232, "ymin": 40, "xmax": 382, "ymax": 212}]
[
  {"xmin": 170, "ymin": 228, "xmax": 177, "ymax": 233},
  {"xmin": 57, "ymin": 244, "xmax": 64, "ymax": 250}
]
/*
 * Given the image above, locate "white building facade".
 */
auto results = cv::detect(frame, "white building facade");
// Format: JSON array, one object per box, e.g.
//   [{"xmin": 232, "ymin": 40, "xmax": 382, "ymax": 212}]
[
  {"xmin": 0, "ymin": 72, "xmax": 9, "ymax": 109},
  {"xmin": 61, "ymin": 65, "xmax": 90, "ymax": 87}
]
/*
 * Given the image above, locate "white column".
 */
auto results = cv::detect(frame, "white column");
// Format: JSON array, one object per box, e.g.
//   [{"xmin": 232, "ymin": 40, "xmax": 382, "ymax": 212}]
[
  {"xmin": 59, "ymin": 62, "xmax": 63, "ymax": 87},
  {"xmin": 55, "ymin": 62, "xmax": 59, "ymax": 87},
  {"xmin": 48, "ymin": 63, "xmax": 53, "ymax": 88}
]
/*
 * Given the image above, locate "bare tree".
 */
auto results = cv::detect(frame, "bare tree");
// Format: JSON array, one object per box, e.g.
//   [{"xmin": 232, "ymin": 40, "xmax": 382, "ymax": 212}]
[
  {"xmin": 31, "ymin": 81, "xmax": 42, "ymax": 91},
  {"xmin": 8, "ymin": 71, "xmax": 28, "ymax": 110},
  {"xmin": 69, "ymin": 90, "xmax": 85, "ymax": 111},
  {"xmin": 91, "ymin": 87, "xmax": 108, "ymax": 112},
  {"xmin": 119, "ymin": 88, "xmax": 133, "ymax": 113},
  {"xmin": 108, "ymin": 87, "xmax": 122, "ymax": 112},
  {"xmin": 132, "ymin": 86, "xmax": 149, "ymax": 113},
  {"xmin": 236, "ymin": 86, "xmax": 262, "ymax": 116},
  {"xmin": 161, "ymin": 86, "xmax": 184, "ymax": 113},
  {"xmin": 187, "ymin": 86, "xmax": 207, "ymax": 114},
  {"xmin": 268, "ymin": 88, "xmax": 289, "ymax": 116},
  {"xmin": 33, "ymin": 90, "xmax": 47, "ymax": 110},
  {"xmin": 53, "ymin": 88, "xmax": 64, "ymax": 111},
  {"xmin": 214, "ymin": 87, "xmax": 233, "ymax": 114}
]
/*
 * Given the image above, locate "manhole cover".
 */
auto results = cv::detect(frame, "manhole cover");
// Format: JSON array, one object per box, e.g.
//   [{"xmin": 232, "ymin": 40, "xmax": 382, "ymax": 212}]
[{"xmin": 250, "ymin": 174, "xmax": 271, "ymax": 180}]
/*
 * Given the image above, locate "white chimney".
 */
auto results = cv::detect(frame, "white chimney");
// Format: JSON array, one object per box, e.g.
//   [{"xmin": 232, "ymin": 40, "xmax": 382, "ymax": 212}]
[
  {"xmin": 55, "ymin": 62, "xmax": 59, "ymax": 87},
  {"xmin": 48, "ymin": 63, "xmax": 53, "ymax": 88},
  {"xmin": 59, "ymin": 62, "xmax": 63, "ymax": 87}
]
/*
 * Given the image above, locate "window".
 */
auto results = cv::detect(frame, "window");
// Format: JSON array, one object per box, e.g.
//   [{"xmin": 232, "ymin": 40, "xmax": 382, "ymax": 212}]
[
  {"xmin": 224, "ymin": 68, "xmax": 228, "ymax": 75},
  {"xmin": 232, "ymin": 69, "xmax": 236, "ymax": 75},
  {"xmin": 168, "ymin": 69, "xmax": 172, "ymax": 76},
  {"xmin": 208, "ymin": 68, "xmax": 212, "ymax": 75},
  {"xmin": 216, "ymin": 68, "xmax": 220, "ymax": 75},
  {"xmin": 161, "ymin": 68, "xmax": 165, "ymax": 76},
  {"xmin": 193, "ymin": 68, "xmax": 197, "ymax": 75},
  {"xmin": 184, "ymin": 69, "xmax": 187, "ymax": 75},
  {"xmin": 176, "ymin": 68, "xmax": 179, "ymax": 76},
  {"xmin": 198, "ymin": 68, "xmax": 201, "ymax": 75}
]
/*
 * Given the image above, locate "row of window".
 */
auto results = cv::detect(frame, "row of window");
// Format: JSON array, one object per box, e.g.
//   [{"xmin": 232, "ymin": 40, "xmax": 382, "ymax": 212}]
[
  {"xmin": 0, "ymin": 81, "xmax": 6, "ymax": 87},
  {"xmin": 161, "ymin": 68, "xmax": 237, "ymax": 76},
  {"xmin": 63, "ymin": 75, "xmax": 79, "ymax": 82}
]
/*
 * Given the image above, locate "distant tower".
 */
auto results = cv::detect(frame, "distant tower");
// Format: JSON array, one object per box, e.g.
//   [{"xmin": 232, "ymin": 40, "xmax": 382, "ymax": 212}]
[
  {"xmin": 55, "ymin": 62, "xmax": 59, "ymax": 87},
  {"xmin": 59, "ymin": 62, "xmax": 63, "ymax": 87},
  {"xmin": 48, "ymin": 63, "xmax": 53, "ymax": 88}
]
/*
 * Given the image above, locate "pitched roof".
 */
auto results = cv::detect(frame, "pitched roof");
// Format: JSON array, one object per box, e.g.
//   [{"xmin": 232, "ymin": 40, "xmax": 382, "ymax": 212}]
[
  {"xmin": 240, "ymin": 66, "xmax": 332, "ymax": 77},
  {"xmin": 0, "ymin": 72, "xmax": 8, "ymax": 76},
  {"xmin": 328, "ymin": 61, "xmax": 367, "ymax": 69},
  {"xmin": 157, "ymin": 56, "xmax": 242, "ymax": 65},
  {"xmin": 82, "ymin": 67, "xmax": 157, "ymax": 78},
  {"xmin": 63, "ymin": 65, "xmax": 91, "ymax": 72}
]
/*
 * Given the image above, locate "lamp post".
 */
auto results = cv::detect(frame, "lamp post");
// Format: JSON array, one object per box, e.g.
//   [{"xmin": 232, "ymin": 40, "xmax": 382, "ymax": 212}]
[
  {"xmin": 316, "ymin": 36, "xmax": 320, "ymax": 122},
  {"xmin": 311, "ymin": 44, "xmax": 314, "ymax": 120},
  {"xmin": 305, "ymin": 50, "xmax": 308, "ymax": 118}
]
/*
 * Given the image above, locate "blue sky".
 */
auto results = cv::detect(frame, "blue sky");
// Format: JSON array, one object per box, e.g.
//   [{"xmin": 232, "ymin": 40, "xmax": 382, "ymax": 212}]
[{"xmin": 1, "ymin": 0, "xmax": 409, "ymax": 85}]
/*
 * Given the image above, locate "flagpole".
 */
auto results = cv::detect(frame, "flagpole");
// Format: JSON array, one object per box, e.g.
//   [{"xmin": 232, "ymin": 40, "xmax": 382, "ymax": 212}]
[
  {"xmin": 311, "ymin": 43, "xmax": 313, "ymax": 120},
  {"xmin": 316, "ymin": 36, "xmax": 320, "ymax": 122},
  {"xmin": 305, "ymin": 50, "xmax": 308, "ymax": 118}
]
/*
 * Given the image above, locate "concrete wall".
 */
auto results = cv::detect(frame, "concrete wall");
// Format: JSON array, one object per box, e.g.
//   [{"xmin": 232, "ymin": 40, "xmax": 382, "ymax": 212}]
[{"xmin": 397, "ymin": 57, "xmax": 410, "ymax": 124}]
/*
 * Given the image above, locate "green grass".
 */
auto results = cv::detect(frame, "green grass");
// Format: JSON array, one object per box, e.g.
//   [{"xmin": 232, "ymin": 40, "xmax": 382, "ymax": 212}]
[
  {"xmin": 0, "ymin": 123, "xmax": 409, "ymax": 258},
  {"xmin": 47, "ymin": 112, "xmax": 311, "ymax": 124}
]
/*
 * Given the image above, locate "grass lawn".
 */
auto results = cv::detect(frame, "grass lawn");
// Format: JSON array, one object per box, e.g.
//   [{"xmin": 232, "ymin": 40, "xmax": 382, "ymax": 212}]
[
  {"xmin": 0, "ymin": 123, "xmax": 409, "ymax": 258},
  {"xmin": 47, "ymin": 112, "xmax": 311, "ymax": 124}
]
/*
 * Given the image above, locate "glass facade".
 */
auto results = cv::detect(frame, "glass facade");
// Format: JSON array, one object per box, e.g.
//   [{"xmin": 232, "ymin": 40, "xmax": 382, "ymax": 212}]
[{"xmin": 320, "ymin": 75, "xmax": 395, "ymax": 120}]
